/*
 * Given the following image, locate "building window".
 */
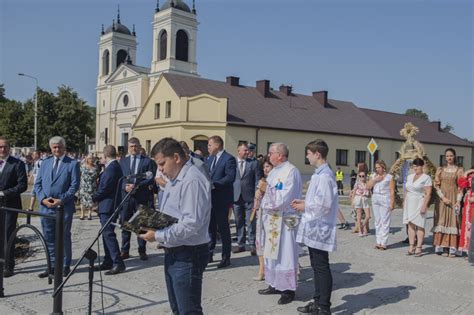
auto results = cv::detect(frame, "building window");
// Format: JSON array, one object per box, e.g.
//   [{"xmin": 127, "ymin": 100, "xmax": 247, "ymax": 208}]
[
  {"xmin": 123, "ymin": 94, "xmax": 129, "ymax": 107},
  {"xmin": 102, "ymin": 49, "xmax": 110, "ymax": 75},
  {"xmin": 146, "ymin": 140, "xmax": 151, "ymax": 155},
  {"xmin": 154, "ymin": 103, "xmax": 160, "ymax": 119},
  {"xmin": 165, "ymin": 101, "xmax": 171, "ymax": 118},
  {"xmin": 439, "ymin": 155, "xmax": 444, "ymax": 167},
  {"xmin": 176, "ymin": 30, "xmax": 189, "ymax": 62},
  {"xmin": 456, "ymin": 156, "xmax": 464, "ymax": 167},
  {"xmin": 266, "ymin": 142, "xmax": 274, "ymax": 154},
  {"xmin": 355, "ymin": 150, "xmax": 366, "ymax": 165},
  {"xmin": 336, "ymin": 149, "xmax": 348, "ymax": 166},
  {"xmin": 116, "ymin": 49, "xmax": 128, "ymax": 67},
  {"xmin": 395, "ymin": 152, "xmax": 400, "ymax": 160},
  {"xmin": 193, "ymin": 140, "xmax": 208, "ymax": 157},
  {"xmin": 305, "ymin": 148, "xmax": 310, "ymax": 165},
  {"xmin": 159, "ymin": 30, "xmax": 167, "ymax": 61},
  {"xmin": 122, "ymin": 133, "xmax": 129, "ymax": 147},
  {"xmin": 104, "ymin": 128, "xmax": 108, "ymax": 145}
]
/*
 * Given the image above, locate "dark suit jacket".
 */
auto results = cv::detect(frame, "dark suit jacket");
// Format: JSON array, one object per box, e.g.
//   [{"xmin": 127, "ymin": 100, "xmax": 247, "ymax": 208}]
[
  {"xmin": 233, "ymin": 158, "xmax": 263, "ymax": 203},
  {"xmin": 93, "ymin": 160, "xmax": 123, "ymax": 215},
  {"xmin": 207, "ymin": 151, "xmax": 236, "ymax": 207},
  {"xmin": 119, "ymin": 155, "xmax": 157, "ymax": 206},
  {"xmin": 34, "ymin": 155, "xmax": 80, "ymax": 213},
  {"xmin": 0, "ymin": 156, "xmax": 27, "ymax": 209}
]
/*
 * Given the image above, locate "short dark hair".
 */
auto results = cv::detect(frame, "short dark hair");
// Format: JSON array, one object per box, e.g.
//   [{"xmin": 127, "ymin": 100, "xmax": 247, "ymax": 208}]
[
  {"xmin": 178, "ymin": 141, "xmax": 190, "ymax": 154},
  {"xmin": 412, "ymin": 158, "xmax": 424, "ymax": 166},
  {"xmin": 151, "ymin": 138, "xmax": 186, "ymax": 160},
  {"xmin": 305, "ymin": 139, "xmax": 329, "ymax": 159},
  {"xmin": 103, "ymin": 145, "xmax": 117, "ymax": 159},
  {"xmin": 128, "ymin": 137, "xmax": 140, "ymax": 145},
  {"xmin": 208, "ymin": 135, "xmax": 224, "ymax": 148}
]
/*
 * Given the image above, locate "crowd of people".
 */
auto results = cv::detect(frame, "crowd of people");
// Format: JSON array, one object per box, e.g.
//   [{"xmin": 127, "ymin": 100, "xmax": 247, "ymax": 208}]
[{"xmin": 1, "ymin": 134, "xmax": 473, "ymax": 315}]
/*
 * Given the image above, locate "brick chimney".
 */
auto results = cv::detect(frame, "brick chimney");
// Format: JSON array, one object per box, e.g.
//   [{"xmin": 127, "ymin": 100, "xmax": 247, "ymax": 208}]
[
  {"xmin": 312, "ymin": 90, "xmax": 328, "ymax": 107},
  {"xmin": 226, "ymin": 76, "xmax": 240, "ymax": 86},
  {"xmin": 256, "ymin": 80, "xmax": 270, "ymax": 97},
  {"xmin": 279, "ymin": 84, "xmax": 292, "ymax": 96}
]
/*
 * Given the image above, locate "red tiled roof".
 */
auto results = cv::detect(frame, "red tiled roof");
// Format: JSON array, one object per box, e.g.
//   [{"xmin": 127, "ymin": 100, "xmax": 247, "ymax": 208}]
[{"xmin": 163, "ymin": 73, "xmax": 472, "ymax": 147}]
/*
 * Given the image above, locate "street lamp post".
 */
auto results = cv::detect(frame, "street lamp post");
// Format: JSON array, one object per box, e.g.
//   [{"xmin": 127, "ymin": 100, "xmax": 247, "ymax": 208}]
[{"xmin": 18, "ymin": 73, "xmax": 38, "ymax": 150}]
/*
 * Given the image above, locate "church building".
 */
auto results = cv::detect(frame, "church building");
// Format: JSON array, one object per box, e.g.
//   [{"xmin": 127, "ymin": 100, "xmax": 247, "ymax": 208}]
[{"xmin": 95, "ymin": 1, "xmax": 473, "ymax": 177}]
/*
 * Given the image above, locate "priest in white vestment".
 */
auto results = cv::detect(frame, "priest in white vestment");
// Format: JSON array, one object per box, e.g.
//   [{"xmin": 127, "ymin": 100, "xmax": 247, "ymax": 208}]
[
  {"xmin": 257, "ymin": 143, "xmax": 302, "ymax": 305},
  {"xmin": 293, "ymin": 139, "xmax": 338, "ymax": 315}
]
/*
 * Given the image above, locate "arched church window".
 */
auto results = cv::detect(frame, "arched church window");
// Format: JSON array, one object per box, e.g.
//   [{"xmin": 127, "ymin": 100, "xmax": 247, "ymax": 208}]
[
  {"xmin": 176, "ymin": 30, "xmax": 189, "ymax": 62},
  {"xmin": 123, "ymin": 94, "xmax": 129, "ymax": 107},
  {"xmin": 102, "ymin": 50, "xmax": 110, "ymax": 75},
  {"xmin": 116, "ymin": 49, "xmax": 128, "ymax": 67},
  {"xmin": 159, "ymin": 30, "xmax": 167, "ymax": 61}
]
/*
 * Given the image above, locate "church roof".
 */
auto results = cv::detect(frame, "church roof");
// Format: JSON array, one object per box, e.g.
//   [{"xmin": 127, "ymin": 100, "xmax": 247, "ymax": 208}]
[
  {"xmin": 104, "ymin": 22, "xmax": 132, "ymax": 35},
  {"xmin": 161, "ymin": 0, "xmax": 191, "ymax": 13},
  {"xmin": 162, "ymin": 73, "xmax": 472, "ymax": 147},
  {"xmin": 127, "ymin": 64, "xmax": 150, "ymax": 74}
]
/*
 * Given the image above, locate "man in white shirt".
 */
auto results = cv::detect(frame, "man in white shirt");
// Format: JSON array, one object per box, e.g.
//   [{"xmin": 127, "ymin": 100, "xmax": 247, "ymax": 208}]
[
  {"xmin": 292, "ymin": 139, "xmax": 338, "ymax": 315},
  {"xmin": 140, "ymin": 138, "xmax": 211, "ymax": 315}
]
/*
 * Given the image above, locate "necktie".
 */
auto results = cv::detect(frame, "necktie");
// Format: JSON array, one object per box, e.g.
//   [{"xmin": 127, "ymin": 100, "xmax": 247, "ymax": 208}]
[
  {"xmin": 130, "ymin": 155, "xmax": 137, "ymax": 175},
  {"xmin": 239, "ymin": 160, "xmax": 244, "ymax": 177},
  {"xmin": 210, "ymin": 156, "xmax": 217, "ymax": 172},
  {"xmin": 53, "ymin": 158, "xmax": 60, "ymax": 176}
]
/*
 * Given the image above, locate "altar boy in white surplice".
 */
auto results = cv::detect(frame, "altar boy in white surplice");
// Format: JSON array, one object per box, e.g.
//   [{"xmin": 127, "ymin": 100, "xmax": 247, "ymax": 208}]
[
  {"xmin": 257, "ymin": 143, "xmax": 302, "ymax": 305},
  {"xmin": 292, "ymin": 139, "xmax": 338, "ymax": 315}
]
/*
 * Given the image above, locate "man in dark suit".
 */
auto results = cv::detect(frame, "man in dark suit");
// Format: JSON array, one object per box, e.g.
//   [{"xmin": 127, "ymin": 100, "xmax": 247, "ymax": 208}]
[
  {"xmin": 92, "ymin": 145, "xmax": 125, "ymax": 275},
  {"xmin": 34, "ymin": 136, "xmax": 80, "ymax": 278},
  {"xmin": 207, "ymin": 135, "xmax": 236, "ymax": 268},
  {"xmin": 0, "ymin": 137, "xmax": 28, "ymax": 278},
  {"xmin": 233, "ymin": 143, "xmax": 263, "ymax": 255},
  {"xmin": 119, "ymin": 137, "xmax": 156, "ymax": 261}
]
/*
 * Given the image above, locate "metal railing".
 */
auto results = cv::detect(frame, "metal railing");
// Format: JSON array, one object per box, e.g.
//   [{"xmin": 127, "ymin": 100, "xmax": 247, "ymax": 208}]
[{"xmin": 0, "ymin": 200, "xmax": 64, "ymax": 315}]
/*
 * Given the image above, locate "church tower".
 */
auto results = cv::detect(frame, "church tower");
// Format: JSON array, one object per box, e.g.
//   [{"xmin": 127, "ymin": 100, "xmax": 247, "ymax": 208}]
[
  {"xmin": 150, "ymin": 0, "xmax": 199, "ymax": 82},
  {"xmin": 97, "ymin": 7, "xmax": 137, "ymax": 86}
]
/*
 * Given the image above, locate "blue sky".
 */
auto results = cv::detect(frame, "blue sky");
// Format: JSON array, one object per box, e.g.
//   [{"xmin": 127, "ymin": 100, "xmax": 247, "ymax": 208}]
[{"xmin": 1, "ymin": 0, "xmax": 472, "ymax": 139}]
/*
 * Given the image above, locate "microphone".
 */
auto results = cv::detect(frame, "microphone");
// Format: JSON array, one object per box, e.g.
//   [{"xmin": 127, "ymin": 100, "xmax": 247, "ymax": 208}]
[{"xmin": 126, "ymin": 171, "xmax": 154, "ymax": 180}]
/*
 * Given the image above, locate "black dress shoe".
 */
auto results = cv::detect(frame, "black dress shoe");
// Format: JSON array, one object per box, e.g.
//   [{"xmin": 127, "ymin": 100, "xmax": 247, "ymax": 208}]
[
  {"xmin": 120, "ymin": 252, "xmax": 130, "ymax": 260},
  {"xmin": 208, "ymin": 255, "xmax": 214, "ymax": 263},
  {"xmin": 232, "ymin": 247, "xmax": 245, "ymax": 254},
  {"xmin": 63, "ymin": 266, "xmax": 71, "ymax": 277},
  {"xmin": 250, "ymin": 248, "xmax": 257, "ymax": 256},
  {"xmin": 217, "ymin": 258, "xmax": 230, "ymax": 269},
  {"xmin": 139, "ymin": 252, "xmax": 148, "ymax": 261},
  {"xmin": 4, "ymin": 269, "xmax": 14, "ymax": 278},
  {"xmin": 38, "ymin": 269, "xmax": 54, "ymax": 278},
  {"xmin": 105, "ymin": 265, "xmax": 125, "ymax": 275},
  {"xmin": 258, "ymin": 286, "xmax": 281, "ymax": 295},
  {"xmin": 278, "ymin": 291, "xmax": 295, "ymax": 305},
  {"xmin": 297, "ymin": 301, "xmax": 319, "ymax": 314},
  {"xmin": 93, "ymin": 264, "xmax": 112, "ymax": 271}
]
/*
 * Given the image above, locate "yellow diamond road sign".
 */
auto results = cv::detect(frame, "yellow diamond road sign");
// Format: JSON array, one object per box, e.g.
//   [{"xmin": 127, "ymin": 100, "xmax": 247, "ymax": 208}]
[{"xmin": 367, "ymin": 138, "xmax": 378, "ymax": 155}]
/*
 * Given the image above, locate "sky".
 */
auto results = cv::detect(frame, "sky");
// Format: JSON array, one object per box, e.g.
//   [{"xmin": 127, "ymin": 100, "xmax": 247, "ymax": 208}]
[{"xmin": 1, "ymin": 0, "xmax": 472, "ymax": 140}]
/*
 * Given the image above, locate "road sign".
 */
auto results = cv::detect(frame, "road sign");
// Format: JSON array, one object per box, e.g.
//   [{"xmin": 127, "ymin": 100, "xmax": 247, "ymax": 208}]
[{"xmin": 367, "ymin": 138, "xmax": 378, "ymax": 155}]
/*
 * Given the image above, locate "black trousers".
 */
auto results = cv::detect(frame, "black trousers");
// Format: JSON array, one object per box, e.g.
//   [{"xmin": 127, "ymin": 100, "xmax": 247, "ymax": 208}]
[
  {"xmin": 5, "ymin": 212, "xmax": 18, "ymax": 270},
  {"xmin": 308, "ymin": 247, "xmax": 333, "ymax": 312}
]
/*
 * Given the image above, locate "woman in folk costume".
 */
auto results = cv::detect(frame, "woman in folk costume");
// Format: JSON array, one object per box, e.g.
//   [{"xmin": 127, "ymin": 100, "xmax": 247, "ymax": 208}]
[
  {"xmin": 367, "ymin": 160, "xmax": 395, "ymax": 250},
  {"xmin": 457, "ymin": 167, "xmax": 473, "ymax": 257},
  {"xmin": 432, "ymin": 148, "xmax": 464, "ymax": 257},
  {"xmin": 403, "ymin": 158, "xmax": 432, "ymax": 257},
  {"xmin": 257, "ymin": 143, "xmax": 302, "ymax": 305},
  {"xmin": 350, "ymin": 170, "xmax": 371, "ymax": 237},
  {"xmin": 251, "ymin": 158, "xmax": 273, "ymax": 281}
]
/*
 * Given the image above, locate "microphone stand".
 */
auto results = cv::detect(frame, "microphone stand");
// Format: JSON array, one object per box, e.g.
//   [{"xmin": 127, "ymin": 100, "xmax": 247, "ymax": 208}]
[{"xmin": 52, "ymin": 177, "xmax": 139, "ymax": 315}]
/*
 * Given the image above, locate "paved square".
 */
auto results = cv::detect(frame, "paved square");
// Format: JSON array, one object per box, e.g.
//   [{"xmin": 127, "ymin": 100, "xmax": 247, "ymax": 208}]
[{"xmin": 1, "ymin": 205, "xmax": 472, "ymax": 314}]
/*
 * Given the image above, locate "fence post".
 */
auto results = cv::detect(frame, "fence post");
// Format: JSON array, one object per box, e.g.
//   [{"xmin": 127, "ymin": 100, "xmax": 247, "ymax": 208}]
[{"xmin": 52, "ymin": 205, "xmax": 64, "ymax": 315}]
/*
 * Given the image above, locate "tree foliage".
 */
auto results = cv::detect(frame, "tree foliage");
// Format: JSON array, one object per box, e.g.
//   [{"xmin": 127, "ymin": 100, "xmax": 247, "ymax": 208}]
[
  {"xmin": 0, "ymin": 84, "xmax": 95, "ymax": 152},
  {"xmin": 405, "ymin": 108, "xmax": 429, "ymax": 121}
]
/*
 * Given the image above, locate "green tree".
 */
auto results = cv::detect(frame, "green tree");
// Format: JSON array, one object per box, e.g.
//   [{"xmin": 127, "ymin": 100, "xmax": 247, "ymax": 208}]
[
  {"xmin": 442, "ymin": 123, "xmax": 454, "ymax": 132},
  {"xmin": 405, "ymin": 108, "xmax": 429, "ymax": 121}
]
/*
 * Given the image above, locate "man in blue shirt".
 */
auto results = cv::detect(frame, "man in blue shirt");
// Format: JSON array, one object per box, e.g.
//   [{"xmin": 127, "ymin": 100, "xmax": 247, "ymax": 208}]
[{"xmin": 140, "ymin": 138, "xmax": 211, "ymax": 315}]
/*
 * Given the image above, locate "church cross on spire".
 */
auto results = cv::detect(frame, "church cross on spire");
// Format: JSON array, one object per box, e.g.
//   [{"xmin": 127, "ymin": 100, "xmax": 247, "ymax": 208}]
[
  {"xmin": 117, "ymin": 4, "xmax": 121, "ymax": 24},
  {"xmin": 192, "ymin": 0, "xmax": 196, "ymax": 14},
  {"xmin": 156, "ymin": 0, "xmax": 160, "ymax": 12}
]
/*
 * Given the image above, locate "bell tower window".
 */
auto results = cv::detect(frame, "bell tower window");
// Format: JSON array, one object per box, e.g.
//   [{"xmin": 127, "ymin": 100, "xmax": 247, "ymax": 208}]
[
  {"xmin": 116, "ymin": 49, "xmax": 128, "ymax": 67},
  {"xmin": 176, "ymin": 30, "xmax": 189, "ymax": 62},
  {"xmin": 159, "ymin": 30, "xmax": 167, "ymax": 61},
  {"xmin": 102, "ymin": 50, "xmax": 110, "ymax": 75}
]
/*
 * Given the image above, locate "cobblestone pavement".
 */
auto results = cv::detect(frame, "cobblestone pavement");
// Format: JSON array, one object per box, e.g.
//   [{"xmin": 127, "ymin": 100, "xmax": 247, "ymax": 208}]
[{"xmin": 1, "ymin": 205, "xmax": 472, "ymax": 314}]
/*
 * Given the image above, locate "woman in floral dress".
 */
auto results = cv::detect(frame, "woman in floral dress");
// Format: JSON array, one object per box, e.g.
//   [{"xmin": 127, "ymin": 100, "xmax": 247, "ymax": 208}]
[{"xmin": 79, "ymin": 155, "xmax": 99, "ymax": 220}]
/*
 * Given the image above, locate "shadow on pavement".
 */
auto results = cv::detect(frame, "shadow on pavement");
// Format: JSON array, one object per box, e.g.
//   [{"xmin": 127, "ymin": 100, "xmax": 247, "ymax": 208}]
[{"xmin": 331, "ymin": 285, "xmax": 416, "ymax": 314}]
